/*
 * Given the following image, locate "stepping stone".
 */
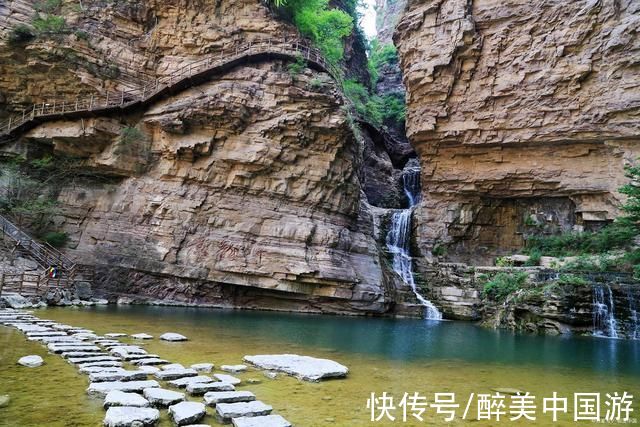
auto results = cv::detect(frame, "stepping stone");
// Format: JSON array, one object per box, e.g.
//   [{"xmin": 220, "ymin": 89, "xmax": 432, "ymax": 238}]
[
  {"xmin": 220, "ymin": 365, "xmax": 247, "ymax": 373},
  {"xmin": 130, "ymin": 358, "xmax": 169, "ymax": 366},
  {"xmin": 68, "ymin": 328, "xmax": 94, "ymax": 334},
  {"xmin": 215, "ymin": 401, "xmax": 272, "ymax": 423},
  {"xmin": 87, "ymin": 380, "xmax": 160, "ymax": 397},
  {"xmin": 90, "ymin": 370, "xmax": 148, "ymax": 382},
  {"xmin": 78, "ymin": 361, "xmax": 124, "ymax": 369},
  {"xmin": 160, "ymin": 333, "xmax": 188, "ymax": 342},
  {"xmin": 168, "ymin": 376, "xmax": 213, "ymax": 389},
  {"xmin": 25, "ymin": 331, "xmax": 67, "ymax": 337},
  {"xmin": 155, "ymin": 368, "xmax": 198, "ymax": 381},
  {"xmin": 104, "ymin": 390, "xmax": 150, "ymax": 408},
  {"xmin": 232, "ymin": 415, "xmax": 291, "ymax": 427},
  {"xmin": 186, "ymin": 382, "xmax": 234, "ymax": 395},
  {"xmin": 62, "ymin": 351, "xmax": 110, "ymax": 359},
  {"xmin": 51, "ymin": 324, "xmax": 75, "ymax": 331},
  {"xmin": 79, "ymin": 366, "xmax": 126, "ymax": 375},
  {"xmin": 111, "ymin": 346, "xmax": 147, "ymax": 357},
  {"xmin": 18, "ymin": 355, "xmax": 44, "ymax": 367},
  {"xmin": 191, "ymin": 363, "xmax": 214, "ymax": 373},
  {"xmin": 169, "ymin": 401, "xmax": 206, "ymax": 426},
  {"xmin": 34, "ymin": 336, "xmax": 80, "ymax": 343},
  {"xmin": 103, "ymin": 406, "xmax": 159, "ymax": 427},
  {"xmin": 162, "ymin": 364, "xmax": 185, "ymax": 371},
  {"xmin": 143, "ymin": 388, "xmax": 185, "ymax": 407},
  {"xmin": 203, "ymin": 391, "xmax": 255, "ymax": 406},
  {"xmin": 131, "ymin": 333, "xmax": 153, "ymax": 340},
  {"xmin": 68, "ymin": 355, "xmax": 120, "ymax": 365},
  {"xmin": 48, "ymin": 344, "xmax": 101, "ymax": 353},
  {"xmin": 137, "ymin": 366, "xmax": 161, "ymax": 374},
  {"xmin": 105, "ymin": 333, "xmax": 127, "ymax": 338},
  {"xmin": 72, "ymin": 332, "xmax": 99, "ymax": 340},
  {"xmin": 243, "ymin": 354, "xmax": 348, "ymax": 382},
  {"xmin": 214, "ymin": 374, "xmax": 241, "ymax": 385},
  {"xmin": 120, "ymin": 354, "xmax": 160, "ymax": 361}
]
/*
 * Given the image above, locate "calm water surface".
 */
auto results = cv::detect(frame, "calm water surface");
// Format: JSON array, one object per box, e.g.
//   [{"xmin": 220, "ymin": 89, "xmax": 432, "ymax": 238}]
[{"xmin": 0, "ymin": 305, "xmax": 638, "ymax": 426}]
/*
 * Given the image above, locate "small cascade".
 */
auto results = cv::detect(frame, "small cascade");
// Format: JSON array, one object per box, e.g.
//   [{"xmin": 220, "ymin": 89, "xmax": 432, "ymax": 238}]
[
  {"xmin": 593, "ymin": 285, "xmax": 618, "ymax": 338},
  {"xmin": 626, "ymin": 286, "xmax": 639, "ymax": 340},
  {"xmin": 386, "ymin": 162, "xmax": 442, "ymax": 320}
]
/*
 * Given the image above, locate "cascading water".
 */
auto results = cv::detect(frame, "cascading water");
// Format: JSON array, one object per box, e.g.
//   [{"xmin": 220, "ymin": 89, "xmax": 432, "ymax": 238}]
[
  {"xmin": 593, "ymin": 285, "xmax": 618, "ymax": 338},
  {"xmin": 386, "ymin": 162, "xmax": 442, "ymax": 320},
  {"xmin": 626, "ymin": 286, "xmax": 639, "ymax": 340}
]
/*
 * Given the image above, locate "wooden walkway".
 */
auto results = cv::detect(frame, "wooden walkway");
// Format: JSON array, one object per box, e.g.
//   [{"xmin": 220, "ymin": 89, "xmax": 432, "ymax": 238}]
[
  {"xmin": 0, "ymin": 214, "xmax": 86, "ymax": 296},
  {"xmin": 0, "ymin": 37, "xmax": 343, "ymax": 140}
]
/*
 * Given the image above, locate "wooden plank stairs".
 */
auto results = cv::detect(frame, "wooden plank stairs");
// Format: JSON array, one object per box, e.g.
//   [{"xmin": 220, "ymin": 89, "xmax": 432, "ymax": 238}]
[{"xmin": 0, "ymin": 214, "xmax": 91, "ymax": 297}]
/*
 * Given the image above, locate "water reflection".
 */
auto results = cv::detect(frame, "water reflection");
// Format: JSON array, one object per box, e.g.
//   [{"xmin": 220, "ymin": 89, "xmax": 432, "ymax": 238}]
[{"xmin": 87, "ymin": 305, "xmax": 640, "ymax": 376}]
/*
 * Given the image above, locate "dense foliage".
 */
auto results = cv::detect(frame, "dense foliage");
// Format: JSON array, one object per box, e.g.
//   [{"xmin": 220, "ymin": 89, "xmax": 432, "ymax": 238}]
[
  {"xmin": 270, "ymin": 0, "xmax": 354, "ymax": 65},
  {"xmin": 481, "ymin": 272, "xmax": 529, "ymax": 301}
]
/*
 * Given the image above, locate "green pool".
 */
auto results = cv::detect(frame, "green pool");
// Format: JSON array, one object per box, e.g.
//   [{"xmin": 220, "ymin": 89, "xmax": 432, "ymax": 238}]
[{"xmin": 1, "ymin": 305, "xmax": 638, "ymax": 426}]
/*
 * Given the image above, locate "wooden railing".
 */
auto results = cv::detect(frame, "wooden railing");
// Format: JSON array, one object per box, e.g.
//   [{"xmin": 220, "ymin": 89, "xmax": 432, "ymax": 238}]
[
  {"xmin": 0, "ymin": 214, "xmax": 77, "ymax": 274},
  {"xmin": 0, "ymin": 37, "xmax": 344, "ymax": 137},
  {"xmin": 0, "ymin": 271, "xmax": 74, "ymax": 297}
]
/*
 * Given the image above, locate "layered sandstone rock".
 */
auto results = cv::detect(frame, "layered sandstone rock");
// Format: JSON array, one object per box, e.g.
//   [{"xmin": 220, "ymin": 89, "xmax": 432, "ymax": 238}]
[
  {"xmin": 0, "ymin": 0, "xmax": 420, "ymax": 314},
  {"xmin": 395, "ymin": 0, "xmax": 640, "ymax": 263}
]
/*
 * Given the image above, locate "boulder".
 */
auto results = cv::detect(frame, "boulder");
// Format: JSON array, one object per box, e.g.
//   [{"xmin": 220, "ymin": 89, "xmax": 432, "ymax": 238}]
[
  {"xmin": 143, "ymin": 388, "xmax": 185, "ymax": 407},
  {"xmin": 103, "ymin": 406, "xmax": 159, "ymax": 427},
  {"xmin": 160, "ymin": 333, "xmax": 188, "ymax": 342},
  {"xmin": 103, "ymin": 391, "xmax": 150, "ymax": 408},
  {"xmin": 215, "ymin": 401, "xmax": 272, "ymax": 423},
  {"xmin": 203, "ymin": 391, "xmax": 255, "ymax": 406},
  {"xmin": 0, "ymin": 395, "xmax": 10, "ymax": 408},
  {"xmin": 168, "ymin": 401, "xmax": 206, "ymax": 426},
  {"xmin": 232, "ymin": 415, "xmax": 291, "ymax": 427},
  {"xmin": 1, "ymin": 294, "xmax": 32, "ymax": 309},
  {"xmin": 243, "ymin": 354, "xmax": 348, "ymax": 382},
  {"xmin": 17, "ymin": 355, "xmax": 44, "ymax": 367},
  {"xmin": 190, "ymin": 363, "xmax": 214, "ymax": 373}
]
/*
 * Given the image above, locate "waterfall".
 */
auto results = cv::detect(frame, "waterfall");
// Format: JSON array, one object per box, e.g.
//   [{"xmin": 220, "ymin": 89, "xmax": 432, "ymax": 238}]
[
  {"xmin": 626, "ymin": 286, "xmax": 639, "ymax": 340},
  {"xmin": 386, "ymin": 163, "xmax": 442, "ymax": 320},
  {"xmin": 593, "ymin": 285, "xmax": 618, "ymax": 338}
]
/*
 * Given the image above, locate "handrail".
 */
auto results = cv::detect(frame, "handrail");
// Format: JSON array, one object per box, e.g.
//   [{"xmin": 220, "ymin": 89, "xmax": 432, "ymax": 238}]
[
  {"xmin": 0, "ymin": 214, "xmax": 76, "ymax": 273},
  {"xmin": 0, "ymin": 37, "xmax": 346, "ymax": 137}
]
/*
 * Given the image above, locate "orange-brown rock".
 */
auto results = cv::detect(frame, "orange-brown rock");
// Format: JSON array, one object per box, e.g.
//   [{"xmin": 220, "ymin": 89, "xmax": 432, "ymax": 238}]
[{"xmin": 395, "ymin": 0, "xmax": 640, "ymax": 263}]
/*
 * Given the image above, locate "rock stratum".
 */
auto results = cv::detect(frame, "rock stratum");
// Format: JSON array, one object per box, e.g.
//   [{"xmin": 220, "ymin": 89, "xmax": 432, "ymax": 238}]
[
  {"xmin": 0, "ymin": 0, "xmax": 417, "ymax": 315},
  {"xmin": 395, "ymin": 0, "xmax": 640, "ymax": 264}
]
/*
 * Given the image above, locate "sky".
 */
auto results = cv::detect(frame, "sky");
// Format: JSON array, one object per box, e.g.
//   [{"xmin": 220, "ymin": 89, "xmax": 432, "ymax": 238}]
[{"xmin": 358, "ymin": 0, "xmax": 378, "ymax": 40}]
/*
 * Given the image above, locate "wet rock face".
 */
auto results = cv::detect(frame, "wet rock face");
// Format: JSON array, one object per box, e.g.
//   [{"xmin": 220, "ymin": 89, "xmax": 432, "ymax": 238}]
[{"xmin": 394, "ymin": 0, "xmax": 640, "ymax": 262}]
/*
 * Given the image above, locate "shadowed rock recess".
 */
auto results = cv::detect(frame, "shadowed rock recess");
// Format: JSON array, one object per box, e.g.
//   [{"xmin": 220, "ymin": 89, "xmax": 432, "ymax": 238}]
[{"xmin": 0, "ymin": 0, "xmax": 415, "ymax": 315}]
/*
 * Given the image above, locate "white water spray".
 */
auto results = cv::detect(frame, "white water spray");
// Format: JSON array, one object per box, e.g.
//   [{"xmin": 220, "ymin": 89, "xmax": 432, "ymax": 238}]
[{"xmin": 386, "ymin": 162, "xmax": 442, "ymax": 320}]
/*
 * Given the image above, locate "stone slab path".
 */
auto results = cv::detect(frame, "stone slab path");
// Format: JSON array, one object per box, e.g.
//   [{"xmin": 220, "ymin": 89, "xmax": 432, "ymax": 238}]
[{"xmin": 0, "ymin": 308, "xmax": 292, "ymax": 426}]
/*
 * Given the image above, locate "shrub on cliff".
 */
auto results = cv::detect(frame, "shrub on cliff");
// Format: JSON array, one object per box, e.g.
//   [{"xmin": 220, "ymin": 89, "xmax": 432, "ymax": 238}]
[
  {"xmin": 481, "ymin": 271, "xmax": 529, "ymax": 302},
  {"xmin": 8, "ymin": 25, "xmax": 36, "ymax": 45},
  {"xmin": 270, "ymin": 0, "xmax": 353, "ymax": 65}
]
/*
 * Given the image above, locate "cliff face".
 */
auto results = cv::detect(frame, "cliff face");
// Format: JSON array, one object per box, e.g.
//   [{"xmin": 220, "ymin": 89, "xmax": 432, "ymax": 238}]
[
  {"xmin": 395, "ymin": 0, "xmax": 640, "ymax": 263},
  {"xmin": 0, "ymin": 0, "xmax": 412, "ymax": 314}
]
